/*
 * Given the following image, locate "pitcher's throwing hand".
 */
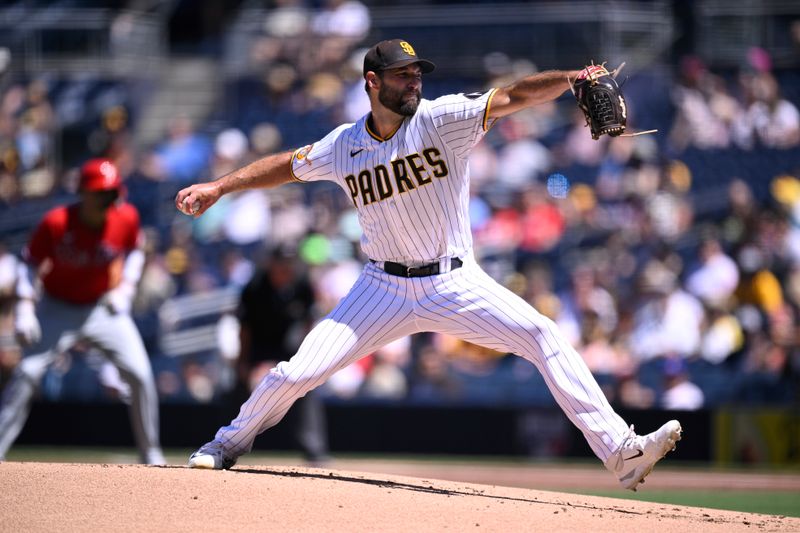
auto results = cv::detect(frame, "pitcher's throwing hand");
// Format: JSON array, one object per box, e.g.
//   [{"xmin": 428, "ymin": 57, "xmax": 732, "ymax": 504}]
[{"xmin": 175, "ymin": 181, "xmax": 222, "ymax": 217}]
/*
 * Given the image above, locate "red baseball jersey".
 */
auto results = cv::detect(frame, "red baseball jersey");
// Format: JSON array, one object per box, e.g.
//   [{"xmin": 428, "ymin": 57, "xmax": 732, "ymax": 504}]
[{"xmin": 25, "ymin": 202, "xmax": 141, "ymax": 304}]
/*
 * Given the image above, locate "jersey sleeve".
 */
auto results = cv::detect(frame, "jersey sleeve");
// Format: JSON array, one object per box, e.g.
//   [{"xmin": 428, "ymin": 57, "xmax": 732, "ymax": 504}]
[
  {"xmin": 118, "ymin": 203, "xmax": 142, "ymax": 252},
  {"xmin": 290, "ymin": 124, "xmax": 350, "ymax": 183},
  {"xmin": 428, "ymin": 89, "xmax": 499, "ymax": 160}
]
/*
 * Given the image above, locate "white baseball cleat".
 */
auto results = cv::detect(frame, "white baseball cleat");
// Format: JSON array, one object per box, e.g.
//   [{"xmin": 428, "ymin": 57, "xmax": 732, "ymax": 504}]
[
  {"xmin": 605, "ymin": 420, "xmax": 682, "ymax": 491},
  {"xmin": 188, "ymin": 440, "xmax": 237, "ymax": 470}
]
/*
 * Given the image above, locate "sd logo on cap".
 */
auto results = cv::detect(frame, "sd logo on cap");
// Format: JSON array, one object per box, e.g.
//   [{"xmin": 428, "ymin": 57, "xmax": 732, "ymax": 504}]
[{"xmin": 363, "ymin": 39, "xmax": 436, "ymax": 77}]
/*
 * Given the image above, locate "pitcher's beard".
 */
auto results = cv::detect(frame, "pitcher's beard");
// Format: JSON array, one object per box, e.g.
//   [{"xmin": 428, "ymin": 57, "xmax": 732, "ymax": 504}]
[
  {"xmin": 379, "ymin": 86, "xmax": 420, "ymax": 116},
  {"xmin": 398, "ymin": 96, "xmax": 420, "ymax": 116}
]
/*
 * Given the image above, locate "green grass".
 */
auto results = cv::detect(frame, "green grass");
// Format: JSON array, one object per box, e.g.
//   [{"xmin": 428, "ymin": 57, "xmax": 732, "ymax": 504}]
[
  {"xmin": 3, "ymin": 445, "xmax": 197, "ymax": 465},
  {"xmin": 564, "ymin": 489, "xmax": 800, "ymax": 518}
]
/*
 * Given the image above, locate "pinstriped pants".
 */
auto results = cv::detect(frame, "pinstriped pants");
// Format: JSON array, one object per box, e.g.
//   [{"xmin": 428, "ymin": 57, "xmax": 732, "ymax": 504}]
[{"xmin": 215, "ymin": 255, "xmax": 630, "ymax": 462}]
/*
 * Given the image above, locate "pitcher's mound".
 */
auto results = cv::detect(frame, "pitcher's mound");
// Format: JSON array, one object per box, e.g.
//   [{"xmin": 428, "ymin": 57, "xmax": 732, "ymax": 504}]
[{"xmin": 0, "ymin": 462, "xmax": 795, "ymax": 532}]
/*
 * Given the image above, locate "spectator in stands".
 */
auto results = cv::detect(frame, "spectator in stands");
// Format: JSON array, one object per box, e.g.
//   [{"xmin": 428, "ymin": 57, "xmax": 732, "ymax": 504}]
[
  {"xmin": 615, "ymin": 371, "xmax": 656, "ymax": 409},
  {"xmin": 311, "ymin": 0, "xmax": 370, "ymax": 42},
  {"xmin": 303, "ymin": 72, "xmax": 345, "ymax": 113},
  {"xmin": 434, "ymin": 333, "xmax": 506, "ymax": 378},
  {"xmin": 643, "ymin": 165, "xmax": 694, "ymax": 243},
  {"xmin": 0, "ymin": 150, "xmax": 19, "ymax": 206},
  {"xmin": 686, "ymin": 236, "xmax": 740, "ymax": 308},
  {"xmin": 5, "ymin": 80, "xmax": 56, "ymax": 199},
  {"xmin": 578, "ymin": 311, "xmax": 636, "ymax": 380},
  {"xmin": 699, "ymin": 301, "xmax": 745, "ymax": 365},
  {"xmin": 252, "ymin": 0, "xmax": 311, "ymax": 69},
  {"xmin": 217, "ymin": 248, "xmax": 252, "ymax": 289},
  {"xmin": 214, "ymin": 128, "xmax": 249, "ymax": 175},
  {"xmin": 17, "ymin": 156, "xmax": 55, "ymax": 199},
  {"xmin": 494, "ymin": 115, "xmax": 552, "ymax": 190},
  {"xmin": 594, "ymin": 136, "xmax": 636, "ymax": 202},
  {"xmin": 521, "ymin": 262, "xmax": 561, "ymax": 321},
  {"xmin": 721, "ymin": 178, "xmax": 759, "ymax": 247},
  {"xmin": 769, "ymin": 174, "xmax": 800, "ymax": 264},
  {"xmin": 468, "ymin": 187, "xmax": 493, "ymax": 237},
  {"xmin": 735, "ymin": 244, "xmax": 784, "ymax": 317},
  {"xmin": 214, "ymin": 128, "xmax": 271, "ymax": 256},
  {"xmin": 737, "ymin": 328, "xmax": 794, "ymax": 404},
  {"xmin": 88, "ymin": 106, "xmax": 134, "ymax": 175},
  {"xmin": 17, "ymin": 108, "xmax": 56, "ymax": 198},
  {"xmin": 163, "ymin": 217, "xmax": 203, "ymax": 295},
  {"xmin": 268, "ymin": 186, "xmax": 313, "ymax": 250},
  {"xmin": 660, "ymin": 357, "xmax": 704, "ymax": 411},
  {"xmin": 249, "ymin": 122, "xmax": 283, "ymax": 159},
  {"xmin": 181, "ymin": 358, "xmax": 216, "ymax": 403},
  {"xmin": 668, "ymin": 56, "xmax": 733, "ymax": 151},
  {"xmin": 260, "ymin": 63, "xmax": 301, "ymax": 113},
  {"xmin": 734, "ymin": 72, "xmax": 800, "ymax": 149},
  {"xmin": 560, "ymin": 108, "xmax": 609, "ymax": 166},
  {"xmin": 472, "ymin": 193, "xmax": 522, "ymax": 257},
  {"xmin": 594, "ymin": 234, "xmax": 639, "ymax": 300},
  {"xmin": 784, "ymin": 261, "xmax": 800, "ymax": 311},
  {"xmin": 154, "ymin": 115, "xmax": 213, "ymax": 183},
  {"xmin": 706, "ymin": 75, "xmax": 742, "ymax": 141},
  {"xmin": 557, "ymin": 263, "xmax": 618, "ymax": 347},
  {"xmin": 254, "ymin": 0, "xmax": 369, "ymax": 78},
  {"xmin": 466, "ymin": 140, "xmax": 499, "ymax": 195},
  {"xmin": 629, "ymin": 259, "xmax": 704, "ymax": 362},
  {"xmin": 359, "ymin": 337, "xmax": 411, "ymax": 400},
  {"xmin": 408, "ymin": 343, "xmax": 462, "ymax": 402},
  {"xmin": 17, "ymin": 80, "xmax": 55, "ymax": 167},
  {"xmin": 518, "ymin": 183, "xmax": 565, "ymax": 254}
]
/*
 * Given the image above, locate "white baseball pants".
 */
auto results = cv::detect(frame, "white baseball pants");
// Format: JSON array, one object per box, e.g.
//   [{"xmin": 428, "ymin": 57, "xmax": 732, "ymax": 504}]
[{"xmin": 212, "ymin": 255, "xmax": 630, "ymax": 462}]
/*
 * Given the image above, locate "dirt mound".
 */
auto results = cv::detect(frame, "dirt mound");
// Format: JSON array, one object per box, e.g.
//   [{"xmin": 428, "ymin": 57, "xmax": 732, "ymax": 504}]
[{"xmin": 1, "ymin": 462, "xmax": 796, "ymax": 532}]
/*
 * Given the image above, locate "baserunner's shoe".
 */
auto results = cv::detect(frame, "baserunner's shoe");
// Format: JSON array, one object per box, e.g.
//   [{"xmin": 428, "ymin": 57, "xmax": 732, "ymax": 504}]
[
  {"xmin": 188, "ymin": 440, "xmax": 237, "ymax": 470},
  {"xmin": 604, "ymin": 420, "xmax": 682, "ymax": 491}
]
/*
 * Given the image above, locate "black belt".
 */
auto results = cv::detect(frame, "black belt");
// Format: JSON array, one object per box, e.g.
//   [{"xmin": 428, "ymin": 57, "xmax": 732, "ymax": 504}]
[{"xmin": 372, "ymin": 258, "xmax": 463, "ymax": 278}]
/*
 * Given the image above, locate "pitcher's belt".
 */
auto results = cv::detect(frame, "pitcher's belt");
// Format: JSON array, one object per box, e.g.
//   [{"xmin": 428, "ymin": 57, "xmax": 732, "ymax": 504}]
[{"xmin": 371, "ymin": 258, "xmax": 463, "ymax": 278}]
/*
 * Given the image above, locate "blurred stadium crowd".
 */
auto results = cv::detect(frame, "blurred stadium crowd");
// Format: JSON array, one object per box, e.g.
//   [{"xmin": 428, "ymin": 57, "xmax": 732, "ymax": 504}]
[{"xmin": 0, "ymin": 0, "xmax": 799, "ymax": 413}]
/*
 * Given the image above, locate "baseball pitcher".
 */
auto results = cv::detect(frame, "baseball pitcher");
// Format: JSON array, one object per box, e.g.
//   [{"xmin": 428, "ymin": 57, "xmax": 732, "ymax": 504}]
[
  {"xmin": 0, "ymin": 159, "xmax": 164, "ymax": 465},
  {"xmin": 176, "ymin": 39, "xmax": 680, "ymax": 490}
]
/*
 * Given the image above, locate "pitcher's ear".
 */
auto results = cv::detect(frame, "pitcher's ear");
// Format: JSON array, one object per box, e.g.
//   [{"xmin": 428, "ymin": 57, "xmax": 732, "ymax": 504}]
[{"xmin": 366, "ymin": 71, "xmax": 380, "ymax": 89}]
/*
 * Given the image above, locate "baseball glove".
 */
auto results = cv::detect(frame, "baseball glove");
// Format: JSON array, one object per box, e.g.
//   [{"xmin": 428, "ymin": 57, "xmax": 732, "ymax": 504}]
[{"xmin": 572, "ymin": 63, "xmax": 628, "ymax": 140}]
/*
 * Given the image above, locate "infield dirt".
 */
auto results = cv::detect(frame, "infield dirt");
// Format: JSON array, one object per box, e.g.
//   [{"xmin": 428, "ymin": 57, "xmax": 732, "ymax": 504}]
[{"xmin": 1, "ymin": 462, "xmax": 797, "ymax": 532}]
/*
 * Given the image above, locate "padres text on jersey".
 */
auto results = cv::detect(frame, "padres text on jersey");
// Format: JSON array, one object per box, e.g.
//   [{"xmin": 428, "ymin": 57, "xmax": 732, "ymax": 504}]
[{"xmin": 291, "ymin": 90, "xmax": 498, "ymax": 265}]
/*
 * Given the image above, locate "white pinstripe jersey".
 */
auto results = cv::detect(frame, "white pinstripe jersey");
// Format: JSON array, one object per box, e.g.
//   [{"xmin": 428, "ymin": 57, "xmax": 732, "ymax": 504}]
[{"xmin": 291, "ymin": 89, "xmax": 498, "ymax": 265}]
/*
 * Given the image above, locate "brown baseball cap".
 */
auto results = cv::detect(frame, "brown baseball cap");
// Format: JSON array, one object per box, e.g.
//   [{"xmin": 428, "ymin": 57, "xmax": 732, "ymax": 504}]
[{"xmin": 363, "ymin": 39, "xmax": 436, "ymax": 77}]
